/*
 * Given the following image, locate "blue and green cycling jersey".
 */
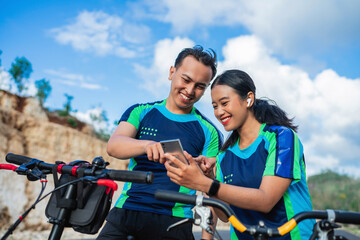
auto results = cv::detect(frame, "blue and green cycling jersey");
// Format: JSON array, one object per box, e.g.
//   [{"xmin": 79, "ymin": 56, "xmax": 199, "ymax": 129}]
[
  {"xmin": 115, "ymin": 99, "xmax": 223, "ymax": 218},
  {"xmin": 216, "ymin": 123, "xmax": 315, "ymax": 240}
]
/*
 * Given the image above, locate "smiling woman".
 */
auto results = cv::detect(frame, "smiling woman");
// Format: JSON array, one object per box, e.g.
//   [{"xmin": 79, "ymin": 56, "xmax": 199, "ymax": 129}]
[{"xmin": 165, "ymin": 69, "xmax": 315, "ymax": 240}]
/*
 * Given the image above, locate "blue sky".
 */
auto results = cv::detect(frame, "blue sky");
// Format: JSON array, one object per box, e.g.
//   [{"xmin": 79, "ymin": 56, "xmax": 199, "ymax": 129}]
[{"xmin": 1, "ymin": 0, "xmax": 360, "ymax": 177}]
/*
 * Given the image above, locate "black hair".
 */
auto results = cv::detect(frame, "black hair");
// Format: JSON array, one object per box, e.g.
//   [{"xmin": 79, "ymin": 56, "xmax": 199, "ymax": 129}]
[
  {"xmin": 211, "ymin": 69, "xmax": 298, "ymax": 151},
  {"xmin": 174, "ymin": 45, "xmax": 217, "ymax": 80}
]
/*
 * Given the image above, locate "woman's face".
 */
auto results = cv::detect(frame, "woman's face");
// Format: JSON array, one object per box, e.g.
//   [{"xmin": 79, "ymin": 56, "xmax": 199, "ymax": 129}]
[{"xmin": 211, "ymin": 84, "xmax": 249, "ymax": 132}]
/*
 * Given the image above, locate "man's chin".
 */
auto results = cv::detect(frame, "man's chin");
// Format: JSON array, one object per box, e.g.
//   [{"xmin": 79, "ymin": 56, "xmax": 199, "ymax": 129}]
[{"xmin": 176, "ymin": 103, "xmax": 194, "ymax": 112}]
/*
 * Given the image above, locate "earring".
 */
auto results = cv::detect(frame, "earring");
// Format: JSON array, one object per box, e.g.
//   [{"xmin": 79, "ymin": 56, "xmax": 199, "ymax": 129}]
[{"xmin": 247, "ymin": 98, "xmax": 251, "ymax": 107}]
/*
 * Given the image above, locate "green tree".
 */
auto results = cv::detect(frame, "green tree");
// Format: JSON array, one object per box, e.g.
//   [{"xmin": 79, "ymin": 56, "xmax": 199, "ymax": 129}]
[
  {"xmin": 90, "ymin": 109, "xmax": 109, "ymax": 123},
  {"xmin": 63, "ymin": 93, "xmax": 74, "ymax": 115},
  {"xmin": 9, "ymin": 57, "xmax": 33, "ymax": 94},
  {"xmin": 35, "ymin": 78, "xmax": 52, "ymax": 106},
  {"xmin": 58, "ymin": 93, "xmax": 74, "ymax": 116},
  {"xmin": 90, "ymin": 109, "xmax": 111, "ymax": 141},
  {"xmin": 308, "ymin": 170, "xmax": 360, "ymax": 211}
]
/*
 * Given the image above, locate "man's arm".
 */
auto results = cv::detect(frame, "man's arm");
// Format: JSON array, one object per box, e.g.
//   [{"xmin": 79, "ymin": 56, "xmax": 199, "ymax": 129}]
[{"xmin": 107, "ymin": 121, "xmax": 165, "ymax": 162}]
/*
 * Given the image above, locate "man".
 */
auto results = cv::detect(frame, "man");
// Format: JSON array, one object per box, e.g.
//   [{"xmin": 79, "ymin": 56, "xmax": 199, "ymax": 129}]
[{"xmin": 97, "ymin": 46, "xmax": 223, "ymax": 240}]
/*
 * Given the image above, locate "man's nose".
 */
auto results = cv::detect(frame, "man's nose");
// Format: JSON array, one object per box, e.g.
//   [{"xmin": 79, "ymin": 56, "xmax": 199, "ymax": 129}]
[{"xmin": 186, "ymin": 84, "xmax": 196, "ymax": 95}]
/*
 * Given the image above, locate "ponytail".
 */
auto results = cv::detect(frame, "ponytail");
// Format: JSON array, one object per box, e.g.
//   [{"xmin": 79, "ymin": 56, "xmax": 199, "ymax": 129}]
[{"xmin": 253, "ymin": 98, "xmax": 297, "ymax": 132}]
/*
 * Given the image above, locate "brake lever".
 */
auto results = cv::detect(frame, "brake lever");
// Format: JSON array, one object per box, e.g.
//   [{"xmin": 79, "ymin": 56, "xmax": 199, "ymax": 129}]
[
  {"xmin": 15, "ymin": 158, "xmax": 50, "ymax": 181},
  {"xmin": 314, "ymin": 219, "xmax": 342, "ymax": 240},
  {"xmin": 167, "ymin": 218, "xmax": 194, "ymax": 232},
  {"xmin": 194, "ymin": 205, "xmax": 214, "ymax": 234}
]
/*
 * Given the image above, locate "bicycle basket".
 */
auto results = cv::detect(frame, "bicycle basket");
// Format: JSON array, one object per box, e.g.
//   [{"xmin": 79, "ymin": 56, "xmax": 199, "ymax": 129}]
[{"xmin": 45, "ymin": 161, "xmax": 114, "ymax": 234}]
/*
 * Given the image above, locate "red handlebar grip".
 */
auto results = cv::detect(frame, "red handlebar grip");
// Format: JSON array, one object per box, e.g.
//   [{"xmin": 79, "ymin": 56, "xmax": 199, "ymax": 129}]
[
  {"xmin": 97, "ymin": 179, "xmax": 118, "ymax": 191},
  {"xmin": 0, "ymin": 164, "xmax": 18, "ymax": 171}
]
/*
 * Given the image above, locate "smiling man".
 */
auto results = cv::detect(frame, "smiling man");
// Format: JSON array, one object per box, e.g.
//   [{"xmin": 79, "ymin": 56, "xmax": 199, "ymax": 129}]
[{"xmin": 97, "ymin": 46, "xmax": 223, "ymax": 240}]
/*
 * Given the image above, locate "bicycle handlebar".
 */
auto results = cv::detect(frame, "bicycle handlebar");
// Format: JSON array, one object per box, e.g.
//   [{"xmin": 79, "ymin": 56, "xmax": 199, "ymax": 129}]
[
  {"xmin": 6, "ymin": 153, "xmax": 154, "ymax": 184},
  {"xmin": 155, "ymin": 190, "xmax": 360, "ymax": 237},
  {"xmin": 155, "ymin": 190, "xmax": 247, "ymax": 232},
  {"xmin": 0, "ymin": 164, "xmax": 18, "ymax": 171}
]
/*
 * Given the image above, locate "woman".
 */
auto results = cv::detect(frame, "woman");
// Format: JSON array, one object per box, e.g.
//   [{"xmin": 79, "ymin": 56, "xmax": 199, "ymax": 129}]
[{"xmin": 164, "ymin": 69, "xmax": 315, "ymax": 240}]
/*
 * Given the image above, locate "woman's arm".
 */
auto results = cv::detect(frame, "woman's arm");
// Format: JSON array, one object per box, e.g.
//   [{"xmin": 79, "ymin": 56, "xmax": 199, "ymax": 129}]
[
  {"xmin": 215, "ymin": 175, "xmax": 291, "ymax": 213},
  {"xmin": 165, "ymin": 153, "xmax": 291, "ymax": 213}
]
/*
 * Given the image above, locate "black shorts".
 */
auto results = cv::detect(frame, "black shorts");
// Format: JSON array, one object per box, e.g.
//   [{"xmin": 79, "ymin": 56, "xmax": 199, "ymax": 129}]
[{"xmin": 97, "ymin": 208, "xmax": 194, "ymax": 240}]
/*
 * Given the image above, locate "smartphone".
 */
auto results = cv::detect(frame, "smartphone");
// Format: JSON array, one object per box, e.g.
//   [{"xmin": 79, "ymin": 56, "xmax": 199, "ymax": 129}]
[{"xmin": 160, "ymin": 139, "xmax": 189, "ymax": 165}]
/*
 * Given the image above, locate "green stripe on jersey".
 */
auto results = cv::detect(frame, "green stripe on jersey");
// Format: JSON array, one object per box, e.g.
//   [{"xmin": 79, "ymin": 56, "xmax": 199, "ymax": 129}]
[
  {"xmin": 172, "ymin": 186, "xmax": 192, "ymax": 218},
  {"xmin": 292, "ymin": 130, "xmax": 302, "ymax": 181},
  {"xmin": 193, "ymin": 111, "xmax": 221, "ymax": 157},
  {"xmin": 283, "ymin": 191, "xmax": 301, "ymax": 240},
  {"xmin": 115, "ymin": 158, "xmax": 137, "ymax": 208},
  {"xmin": 127, "ymin": 100, "xmax": 165, "ymax": 130},
  {"xmin": 259, "ymin": 125, "xmax": 278, "ymax": 176}
]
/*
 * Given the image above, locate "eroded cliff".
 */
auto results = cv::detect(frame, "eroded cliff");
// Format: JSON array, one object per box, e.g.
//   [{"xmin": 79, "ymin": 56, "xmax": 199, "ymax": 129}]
[{"xmin": 0, "ymin": 90, "xmax": 127, "ymax": 238}]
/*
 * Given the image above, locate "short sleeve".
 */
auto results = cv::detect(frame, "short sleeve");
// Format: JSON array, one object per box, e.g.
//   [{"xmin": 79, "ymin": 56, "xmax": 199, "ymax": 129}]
[
  {"xmin": 119, "ymin": 104, "xmax": 142, "ymax": 130},
  {"xmin": 263, "ymin": 127, "xmax": 302, "ymax": 181},
  {"xmin": 202, "ymin": 127, "xmax": 223, "ymax": 158}
]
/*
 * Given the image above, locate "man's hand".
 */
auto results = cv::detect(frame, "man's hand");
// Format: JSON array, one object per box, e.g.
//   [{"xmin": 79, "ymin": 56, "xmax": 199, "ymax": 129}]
[{"xmin": 145, "ymin": 141, "xmax": 166, "ymax": 164}]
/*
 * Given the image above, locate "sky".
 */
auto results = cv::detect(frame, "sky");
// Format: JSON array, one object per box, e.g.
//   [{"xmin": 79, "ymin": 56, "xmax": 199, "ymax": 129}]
[{"xmin": 1, "ymin": 0, "xmax": 360, "ymax": 178}]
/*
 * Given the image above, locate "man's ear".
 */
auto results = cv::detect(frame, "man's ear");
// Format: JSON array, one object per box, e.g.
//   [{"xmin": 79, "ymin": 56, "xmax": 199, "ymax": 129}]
[{"xmin": 168, "ymin": 66, "xmax": 176, "ymax": 80}]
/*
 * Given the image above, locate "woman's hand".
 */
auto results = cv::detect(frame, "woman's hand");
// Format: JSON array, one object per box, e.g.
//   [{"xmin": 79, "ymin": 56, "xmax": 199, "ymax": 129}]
[
  {"xmin": 164, "ymin": 152, "xmax": 212, "ymax": 193},
  {"xmin": 190, "ymin": 153, "xmax": 216, "ymax": 178}
]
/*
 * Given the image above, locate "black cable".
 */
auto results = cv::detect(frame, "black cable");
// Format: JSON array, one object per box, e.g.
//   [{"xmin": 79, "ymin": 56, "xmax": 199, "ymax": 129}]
[
  {"xmin": 1, "ymin": 179, "xmax": 47, "ymax": 240},
  {"xmin": 213, "ymin": 227, "xmax": 223, "ymax": 240},
  {"xmin": 37, "ymin": 176, "xmax": 96, "ymax": 203},
  {"xmin": 1, "ymin": 176, "xmax": 96, "ymax": 240}
]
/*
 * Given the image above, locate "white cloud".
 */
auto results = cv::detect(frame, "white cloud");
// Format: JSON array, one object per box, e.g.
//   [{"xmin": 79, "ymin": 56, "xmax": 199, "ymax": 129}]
[
  {"xmin": 200, "ymin": 35, "xmax": 360, "ymax": 177},
  {"xmin": 72, "ymin": 107, "xmax": 109, "ymax": 133},
  {"xmin": 0, "ymin": 67, "xmax": 12, "ymax": 91},
  {"xmin": 0, "ymin": 67, "xmax": 37, "ymax": 96},
  {"xmin": 134, "ymin": 37, "xmax": 194, "ymax": 97},
  {"xmin": 44, "ymin": 69, "xmax": 107, "ymax": 90},
  {"xmin": 50, "ymin": 10, "xmax": 151, "ymax": 58},
  {"xmin": 150, "ymin": 0, "xmax": 360, "ymax": 73},
  {"xmin": 240, "ymin": 0, "xmax": 360, "ymax": 70},
  {"xmin": 160, "ymin": 0, "xmax": 245, "ymax": 33}
]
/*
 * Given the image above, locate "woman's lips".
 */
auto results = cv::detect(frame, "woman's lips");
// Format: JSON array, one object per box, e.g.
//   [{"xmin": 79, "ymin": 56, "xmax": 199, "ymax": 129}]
[{"xmin": 221, "ymin": 116, "xmax": 231, "ymax": 125}]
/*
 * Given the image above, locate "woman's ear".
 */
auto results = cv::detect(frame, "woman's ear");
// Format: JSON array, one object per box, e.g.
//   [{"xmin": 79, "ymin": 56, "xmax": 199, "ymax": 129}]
[{"xmin": 247, "ymin": 92, "xmax": 255, "ymax": 107}]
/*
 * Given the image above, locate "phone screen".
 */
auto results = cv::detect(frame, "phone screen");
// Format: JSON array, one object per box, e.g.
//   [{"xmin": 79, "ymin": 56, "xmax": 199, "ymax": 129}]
[{"xmin": 160, "ymin": 139, "xmax": 189, "ymax": 165}]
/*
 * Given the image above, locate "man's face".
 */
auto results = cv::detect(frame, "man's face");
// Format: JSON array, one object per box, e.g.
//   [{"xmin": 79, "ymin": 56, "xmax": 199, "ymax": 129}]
[{"xmin": 167, "ymin": 56, "xmax": 213, "ymax": 114}]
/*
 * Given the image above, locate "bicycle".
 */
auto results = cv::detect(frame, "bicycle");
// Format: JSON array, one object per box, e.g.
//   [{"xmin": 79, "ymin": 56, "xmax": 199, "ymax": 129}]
[
  {"xmin": 155, "ymin": 190, "xmax": 360, "ymax": 240},
  {"xmin": 0, "ymin": 153, "xmax": 154, "ymax": 240}
]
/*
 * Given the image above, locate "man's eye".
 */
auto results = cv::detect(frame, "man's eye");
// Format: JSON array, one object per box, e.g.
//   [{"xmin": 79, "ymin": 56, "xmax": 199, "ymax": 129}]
[
  {"xmin": 221, "ymin": 102, "xmax": 228, "ymax": 106},
  {"xmin": 212, "ymin": 105, "xmax": 217, "ymax": 109}
]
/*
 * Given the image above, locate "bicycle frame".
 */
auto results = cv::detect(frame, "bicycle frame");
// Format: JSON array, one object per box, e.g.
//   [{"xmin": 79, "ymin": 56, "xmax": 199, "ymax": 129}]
[{"xmin": 155, "ymin": 190, "xmax": 360, "ymax": 240}]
